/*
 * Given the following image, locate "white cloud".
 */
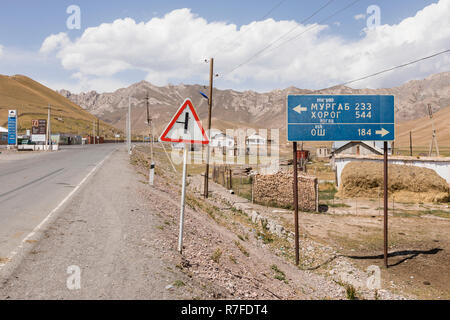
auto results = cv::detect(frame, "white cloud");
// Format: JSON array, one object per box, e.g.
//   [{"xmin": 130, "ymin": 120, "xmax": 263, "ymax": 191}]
[
  {"xmin": 0, "ymin": 45, "xmax": 3, "ymax": 57},
  {"xmin": 40, "ymin": 32, "xmax": 70, "ymax": 54},
  {"xmin": 41, "ymin": 1, "xmax": 450, "ymax": 92},
  {"xmin": 354, "ymin": 13, "xmax": 366, "ymax": 21}
]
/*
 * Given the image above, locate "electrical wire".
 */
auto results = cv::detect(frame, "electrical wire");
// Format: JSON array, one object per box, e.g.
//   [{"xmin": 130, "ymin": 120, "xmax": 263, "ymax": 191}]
[
  {"xmin": 331, "ymin": 49, "xmax": 450, "ymax": 87},
  {"xmin": 222, "ymin": 0, "xmax": 363, "ymax": 77},
  {"xmin": 259, "ymin": 0, "xmax": 361, "ymax": 59},
  {"xmin": 210, "ymin": 0, "xmax": 288, "ymax": 58}
]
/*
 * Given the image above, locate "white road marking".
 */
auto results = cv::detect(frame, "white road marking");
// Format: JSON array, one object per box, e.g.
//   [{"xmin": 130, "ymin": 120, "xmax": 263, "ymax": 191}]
[{"xmin": 0, "ymin": 149, "xmax": 115, "ymax": 270}]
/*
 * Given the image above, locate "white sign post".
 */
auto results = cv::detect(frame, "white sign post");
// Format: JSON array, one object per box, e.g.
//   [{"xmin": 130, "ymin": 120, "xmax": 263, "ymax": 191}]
[
  {"xmin": 178, "ymin": 145, "xmax": 188, "ymax": 253},
  {"xmin": 159, "ymin": 98, "xmax": 209, "ymax": 253}
]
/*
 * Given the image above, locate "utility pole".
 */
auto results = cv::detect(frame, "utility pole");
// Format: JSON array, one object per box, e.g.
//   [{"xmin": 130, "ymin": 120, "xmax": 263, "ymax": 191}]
[
  {"xmin": 128, "ymin": 96, "xmax": 132, "ymax": 155},
  {"xmin": 409, "ymin": 131, "xmax": 413, "ymax": 156},
  {"xmin": 203, "ymin": 58, "xmax": 214, "ymax": 198},
  {"xmin": 93, "ymin": 119, "xmax": 96, "ymax": 145},
  {"xmin": 146, "ymin": 94, "xmax": 155, "ymax": 185},
  {"xmin": 47, "ymin": 104, "xmax": 52, "ymax": 151},
  {"xmin": 427, "ymin": 104, "xmax": 439, "ymax": 157}
]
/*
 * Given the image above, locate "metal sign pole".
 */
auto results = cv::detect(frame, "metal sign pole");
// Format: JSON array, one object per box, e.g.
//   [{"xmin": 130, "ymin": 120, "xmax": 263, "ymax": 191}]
[
  {"xmin": 383, "ymin": 141, "xmax": 388, "ymax": 268},
  {"xmin": 203, "ymin": 58, "xmax": 214, "ymax": 198},
  {"xmin": 178, "ymin": 146, "xmax": 188, "ymax": 254},
  {"xmin": 293, "ymin": 142, "xmax": 300, "ymax": 266},
  {"xmin": 146, "ymin": 94, "xmax": 155, "ymax": 186}
]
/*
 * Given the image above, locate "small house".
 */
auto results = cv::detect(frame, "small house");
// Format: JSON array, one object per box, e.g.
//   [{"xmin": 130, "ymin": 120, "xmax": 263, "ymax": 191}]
[
  {"xmin": 331, "ymin": 141, "xmax": 392, "ymax": 156},
  {"xmin": 316, "ymin": 146, "xmax": 329, "ymax": 158},
  {"xmin": 246, "ymin": 133, "xmax": 267, "ymax": 146}
]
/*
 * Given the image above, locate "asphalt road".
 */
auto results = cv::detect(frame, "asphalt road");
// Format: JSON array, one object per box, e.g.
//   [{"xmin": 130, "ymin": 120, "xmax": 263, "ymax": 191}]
[{"xmin": 0, "ymin": 144, "xmax": 117, "ymax": 262}]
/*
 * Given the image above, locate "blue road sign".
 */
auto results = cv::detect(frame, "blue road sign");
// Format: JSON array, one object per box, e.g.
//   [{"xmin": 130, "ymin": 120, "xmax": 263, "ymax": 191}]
[
  {"xmin": 287, "ymin": 95, "xmax": 395, "ymax": 141},
  {"xmin": 8, "ymin": 112, "xmax": 17, "ymax": 145}
]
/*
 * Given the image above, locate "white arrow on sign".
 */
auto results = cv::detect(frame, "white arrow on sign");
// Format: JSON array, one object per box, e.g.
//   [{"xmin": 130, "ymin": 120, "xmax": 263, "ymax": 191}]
[
  {"xmin": 376, "ymin": 128, "xmax": 390, "ymax": 137},
  {"xmin": 293, "ymin": 104, "xmax": 307, "ymax": 114}
]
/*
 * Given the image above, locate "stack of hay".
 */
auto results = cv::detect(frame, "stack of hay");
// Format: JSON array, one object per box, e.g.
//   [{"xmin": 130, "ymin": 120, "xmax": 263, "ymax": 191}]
[{"xmin": 337, "ymin": 161, "xmax": 450, "ymax": 203}]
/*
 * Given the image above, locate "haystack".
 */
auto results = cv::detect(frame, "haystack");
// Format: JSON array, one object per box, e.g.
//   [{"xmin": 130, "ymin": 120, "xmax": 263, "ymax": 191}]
[{"xmin": 337, "ymin": 161, "xmax": 449, "ymax": 203}]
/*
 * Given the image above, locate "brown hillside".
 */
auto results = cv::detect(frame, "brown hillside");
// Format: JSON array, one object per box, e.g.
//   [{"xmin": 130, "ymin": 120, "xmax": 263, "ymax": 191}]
[
  {"xmin": 395, "ymin": 105, "xmax": 450, "ymax": 148},
  {"xmin": 0, "ymin": 75, "xmax": 119, "ymax": 137}
]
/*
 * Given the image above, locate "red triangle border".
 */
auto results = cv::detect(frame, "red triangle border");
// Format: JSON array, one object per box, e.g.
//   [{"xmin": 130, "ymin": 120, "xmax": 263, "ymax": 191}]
[{"xmin": 159, "ymin": 98, "xmax": 210, "ymax": 145}]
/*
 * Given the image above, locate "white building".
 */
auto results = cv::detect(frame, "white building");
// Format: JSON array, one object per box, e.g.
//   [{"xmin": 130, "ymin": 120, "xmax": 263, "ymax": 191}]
[
  {"xmin": 332, "ymin": 141, "xmax": 392, "ymax": 156},
  {"xmin": 246, "ymin": 133, "xmax": 266, "ymax": 146},
  {"xmin": 210, "ymin": 132, "xmax": 235, "ymax": 148},
  {"xmin": 316, "ymin": 146, "xmax": 330, "ymax": 158},
  {"xmin": 0, "ymin": 126, "xmax": 8, "ymax": 144}
]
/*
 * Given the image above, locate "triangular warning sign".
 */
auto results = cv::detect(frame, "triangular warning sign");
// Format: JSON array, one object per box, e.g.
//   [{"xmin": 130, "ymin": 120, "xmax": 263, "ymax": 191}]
[{"xmin": 159, "ymin": 98, "xmax": 209, "ymax": 145}]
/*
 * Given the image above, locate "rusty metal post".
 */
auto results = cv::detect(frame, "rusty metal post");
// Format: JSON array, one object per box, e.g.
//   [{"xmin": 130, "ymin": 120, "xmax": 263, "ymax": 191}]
[
  {"xmin": 293, "ymin": 142, "xmax": 300, "ymax": 266},
  {"xmin": 383, "ymin": 141, "xmax": 389, "ymax": 268}
]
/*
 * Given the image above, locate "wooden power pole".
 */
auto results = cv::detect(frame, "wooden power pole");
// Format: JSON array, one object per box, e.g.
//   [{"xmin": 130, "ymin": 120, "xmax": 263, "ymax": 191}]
[
  {"xmin": 203, "ymin": 58, "xmax": 214, "ymax": 198},
  {"xmin": 409, "ymin": 131, "xmax": 413, "ymax": 156}
]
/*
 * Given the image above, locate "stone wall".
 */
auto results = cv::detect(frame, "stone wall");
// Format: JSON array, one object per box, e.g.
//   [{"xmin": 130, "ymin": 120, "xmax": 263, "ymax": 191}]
[{"xmin": 253, "ymin": 171, "xmax": 318, "ymax": 212}]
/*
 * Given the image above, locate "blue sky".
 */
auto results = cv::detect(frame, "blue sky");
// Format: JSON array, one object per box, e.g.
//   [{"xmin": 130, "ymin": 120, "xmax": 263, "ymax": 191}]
[{"xmin": 0, "ymin": 0, "xmax": 448, "ymax": 93}]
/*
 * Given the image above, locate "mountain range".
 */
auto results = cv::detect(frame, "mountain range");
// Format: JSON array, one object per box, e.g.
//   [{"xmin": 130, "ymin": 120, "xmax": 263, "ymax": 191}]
[{"xmin": 59, "ymin": 71, "xmax": 450, "ymax": 144}]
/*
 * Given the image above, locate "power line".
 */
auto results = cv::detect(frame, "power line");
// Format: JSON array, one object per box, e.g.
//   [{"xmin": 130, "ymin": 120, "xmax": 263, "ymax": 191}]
[
  {"xmin": 211, "ymin": 0, "xmax": 288, "ymax": 57},
  {"xmin": 329, "ymin": 49, "xmax": 450, "ymax": 88},
  {"xmin": 223, "ymin": 0, "xmax": 363, "ymax": 77},
  {"xmin": 260, "ymin": 0, "xmax": 361, "ymax": 58},
  {"xmin": 222, "ymin": 0, "xmax": 336, "ymax": 76}
]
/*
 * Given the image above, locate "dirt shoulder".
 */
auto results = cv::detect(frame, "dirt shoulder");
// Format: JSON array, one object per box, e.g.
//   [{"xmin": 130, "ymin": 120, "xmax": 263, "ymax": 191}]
[
  {"xmin": 131, "ymin": 145, "xmax": 406, "ymax": 300},
  {"xmin": 180, "ymin": 156, "xmax": 449, "ymax": 300}
]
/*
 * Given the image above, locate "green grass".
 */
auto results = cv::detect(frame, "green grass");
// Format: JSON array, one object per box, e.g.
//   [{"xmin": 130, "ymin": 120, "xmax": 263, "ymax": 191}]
[
  {"xmin": 326, "ymin": 202, "xmax": 351, "ymax": 208},
  {"xmin": 319, "ymin": 182, "xmax": 338, "ymax": 201},
  {"xmin": 211, "ymin": 248, "xmax": 222, "ymax": 263},
  {"xmin": 345, "ymin": 285, "xmax": 357, "ymax": 300},
  {"xmin": 423, "ymin": 209, "xmax": 450, "ymax": 219},
  {"xmin": 234, "ymin": 240, "xmax": 250, "ymax": 257},
  {"xmin": 392, "ymin": 208, "xmax": 450, "ymax": 219},
  {"xmin": 271, "ymin": 265, "xmax": 288, "ymax": 283},
  {"xmin": 257, "ymin": 231, "xmax": 274, "ymax": 244},
  {"xmin": 173, "ymin": 280, "xmax": 185, "ymax": 288}
]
